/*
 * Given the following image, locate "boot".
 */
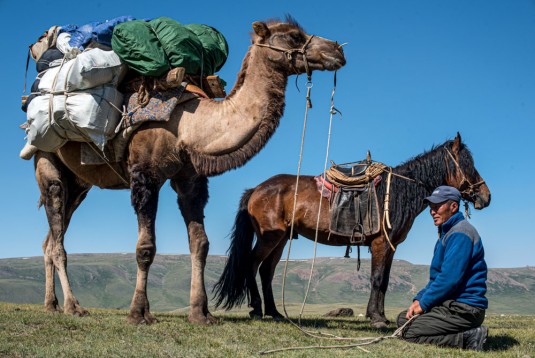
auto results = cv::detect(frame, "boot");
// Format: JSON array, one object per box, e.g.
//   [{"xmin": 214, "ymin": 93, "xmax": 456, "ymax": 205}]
[{"xmin": 462, "ymin": 325, "xmax": 488, "ymax": 351}]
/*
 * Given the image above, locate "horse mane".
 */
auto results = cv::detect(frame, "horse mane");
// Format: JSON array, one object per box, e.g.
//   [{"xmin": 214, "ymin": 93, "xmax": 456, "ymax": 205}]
[{"xmin": 376, "ymin": 138, "xmax": 473, "ymax": 240}]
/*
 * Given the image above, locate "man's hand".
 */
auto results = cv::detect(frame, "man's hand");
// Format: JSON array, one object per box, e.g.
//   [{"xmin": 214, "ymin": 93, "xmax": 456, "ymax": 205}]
[{"xmin": 406, "ymin": 300, "xmax": 423, "ymax": 319}]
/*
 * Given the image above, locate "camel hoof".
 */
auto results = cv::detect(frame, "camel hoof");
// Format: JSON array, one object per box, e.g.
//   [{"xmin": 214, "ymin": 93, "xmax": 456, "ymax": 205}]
[
  {"xmin": 44, "ymin": 303, "xmax": 62, "ymax": 313},
  {"xmin": 64, "ymin": 303, "xmax": 90, "ymax": 317},
  {"xmin": 206, "ymin": 313, "xmax": 219, "ymax": 324},
  {"xmin": 188, "ymin": 314, "xmax": 216, "ymax": 325},
  {"xmin": 127, "ymin": 314, "xmax": 158, "ymax": 325}
]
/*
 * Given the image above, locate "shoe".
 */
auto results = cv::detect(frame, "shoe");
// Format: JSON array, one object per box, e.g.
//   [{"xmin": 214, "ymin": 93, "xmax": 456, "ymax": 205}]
[{"xmin": 463, "ymin": 325, "xmax": 488, "ymax": 351}]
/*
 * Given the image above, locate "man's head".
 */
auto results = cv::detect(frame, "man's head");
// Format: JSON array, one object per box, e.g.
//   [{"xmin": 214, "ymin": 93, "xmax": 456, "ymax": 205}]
[{"xmin": 424, "ymin": 186, "xmax": 461, "ymax": 226}]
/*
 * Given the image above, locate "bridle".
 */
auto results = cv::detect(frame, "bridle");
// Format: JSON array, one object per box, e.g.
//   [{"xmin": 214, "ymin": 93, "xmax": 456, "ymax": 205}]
[
  {"xmin": 444, "ymin": 147, "xmax": 486, "ymax": 202},
  {"xmin": 255, "ymin": 34, "xmax": 315, "ymax": 79}
]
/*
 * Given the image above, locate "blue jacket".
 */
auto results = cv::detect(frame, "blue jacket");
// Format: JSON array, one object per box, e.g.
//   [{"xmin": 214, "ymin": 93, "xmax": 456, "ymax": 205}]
[{"xmin": 415, "ymin": 211, "xmax": 488, "ymax": 311}]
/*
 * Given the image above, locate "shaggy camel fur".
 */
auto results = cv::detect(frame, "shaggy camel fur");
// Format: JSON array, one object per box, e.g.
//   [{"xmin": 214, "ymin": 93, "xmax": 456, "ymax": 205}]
[{"xmin": 32, "ymin": 17, "xmax": 346, "ymax": 324}]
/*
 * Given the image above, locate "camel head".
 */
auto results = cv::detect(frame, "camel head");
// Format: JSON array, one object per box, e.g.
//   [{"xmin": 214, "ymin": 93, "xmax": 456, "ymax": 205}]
[{"xmin": 251, "ymin": 16, "xmax": 346, "ymax": 76}]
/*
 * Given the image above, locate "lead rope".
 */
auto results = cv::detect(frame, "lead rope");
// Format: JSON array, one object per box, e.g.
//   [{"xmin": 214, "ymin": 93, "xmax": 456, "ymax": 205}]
[
  {"xmin": 280, "ymin": 75, "xmax": 313, "ymax": 321},
  {"xmin": 271, "ymin": 74, "xmax": 413, "ymax": 353},
  {"xmin": 297, "ymin": 71, "xmax": 340, "ymax": 326},
  {"xmin": 275, "ymin": 73, "xmax": 406, "ymax": 351},
  {"xmin": 259, "ymin": 314, "xmax": 419, "ymax": 355}
]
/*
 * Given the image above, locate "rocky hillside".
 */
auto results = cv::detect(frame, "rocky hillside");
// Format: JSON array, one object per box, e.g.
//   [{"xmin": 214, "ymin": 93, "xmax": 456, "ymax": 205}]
[{"xmin": 0, "ymin": 254, "xmax": 533, "ymax": 314}]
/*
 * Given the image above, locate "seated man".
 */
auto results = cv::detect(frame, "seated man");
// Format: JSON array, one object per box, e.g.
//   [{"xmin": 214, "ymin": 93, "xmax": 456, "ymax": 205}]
[{"xmin": 397, "ymin": 185, "xmax": 488, "ymax": 351}]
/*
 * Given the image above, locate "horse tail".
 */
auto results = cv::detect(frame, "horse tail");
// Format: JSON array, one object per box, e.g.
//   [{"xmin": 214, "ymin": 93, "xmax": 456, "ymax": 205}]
[{"xmin": 213, "ymin": 188, "xmax": 256, "ymax": 310}]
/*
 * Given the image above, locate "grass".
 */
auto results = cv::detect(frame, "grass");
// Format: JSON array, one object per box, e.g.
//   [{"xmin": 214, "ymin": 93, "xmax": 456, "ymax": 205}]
[{"xmin": 0, "ymin": 302, "xmax": 533, "ymax": 357}]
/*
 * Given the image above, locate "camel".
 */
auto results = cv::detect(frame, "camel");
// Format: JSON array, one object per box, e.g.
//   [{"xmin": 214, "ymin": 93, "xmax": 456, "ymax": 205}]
[{"xmin": 31, "ymin": 17, "xmax": 346, "ymax": 325}]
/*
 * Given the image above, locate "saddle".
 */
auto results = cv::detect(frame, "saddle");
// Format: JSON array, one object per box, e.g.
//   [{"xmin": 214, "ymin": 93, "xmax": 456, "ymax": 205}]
[{"xmin": 318, "ymin": 153, "xmax": 386, "ymax": 244}]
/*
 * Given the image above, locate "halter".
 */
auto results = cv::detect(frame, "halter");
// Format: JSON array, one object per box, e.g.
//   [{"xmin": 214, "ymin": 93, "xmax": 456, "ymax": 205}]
[
  {"xmin": 255, "ymin": 35, "xmax": 315, "ymax": 80},
  {"xmin": 444, "ymin": 147, "xmax": 486, "ymax": 201}
]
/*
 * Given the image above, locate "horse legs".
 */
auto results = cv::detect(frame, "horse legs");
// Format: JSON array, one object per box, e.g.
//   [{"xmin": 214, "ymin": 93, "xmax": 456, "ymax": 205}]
[
  {"xmin": 171, "ymin": 175, "xmax": 216, "ymax": 325},
  {"xmin": 247, "ymin": 231, "xmax": 287, "ymax": 319},
  {"xmin": 35, "ymin": 152, "xmax": 91, "ymax": 316},
  {"xmin": 366, "ymin": 237, "xmax": 396, "ymax": 328},
  {"xmin": 259, "ymin": 238, "xmax": 288, "ymax": 320},
  {"xmin": 127, "ymin": 166, "xmax": 163, "ymax": 324}
]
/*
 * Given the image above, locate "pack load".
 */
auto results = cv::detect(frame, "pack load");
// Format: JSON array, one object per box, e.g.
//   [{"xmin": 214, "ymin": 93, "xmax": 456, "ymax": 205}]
[
  {"xmin": 111, "ymin": 16, "xmax": 228, "ymax": 77},
  {"xmin": 21, "ymin": 15, "xmax": 229, "ymax": 159},
  {"xmin": 25, "ymin": 48, "xmax": 126, "ymax": 152}
]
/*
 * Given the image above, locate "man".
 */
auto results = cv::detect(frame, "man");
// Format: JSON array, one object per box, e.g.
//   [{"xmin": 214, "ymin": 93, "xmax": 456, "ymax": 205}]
[{"xmin": 397, "ymin": 185, "xmax": 488, "ymax": 351}]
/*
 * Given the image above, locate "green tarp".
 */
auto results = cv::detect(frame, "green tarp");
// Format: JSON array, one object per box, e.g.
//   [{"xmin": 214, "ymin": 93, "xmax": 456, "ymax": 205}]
[{"xmin": 112, "ymin": 17, "xmax": 228, "ymax": 77}]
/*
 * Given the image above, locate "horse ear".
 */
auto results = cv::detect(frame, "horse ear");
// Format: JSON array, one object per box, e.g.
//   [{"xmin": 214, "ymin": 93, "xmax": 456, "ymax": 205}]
[
  {"xmin": 252, "ymin": 22, "xmax": 270, "ymax": 39},
  {"xmin": 452, "ymin": 132, "xmax": 462, "ymax": 153}
]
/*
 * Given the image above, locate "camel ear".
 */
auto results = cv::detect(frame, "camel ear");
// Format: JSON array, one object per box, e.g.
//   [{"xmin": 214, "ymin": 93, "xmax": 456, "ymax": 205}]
[
  {"xmin": 252, "ymin": 21, "xmax": 270, "ymax": 39},
  {"xmin": 452, "ymin": 132, "xmax": 462, "ymax": 153}
]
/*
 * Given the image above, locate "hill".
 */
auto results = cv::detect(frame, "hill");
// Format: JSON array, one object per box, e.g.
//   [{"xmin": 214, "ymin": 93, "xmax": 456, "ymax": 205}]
[{"xmin": 0, "ymin": 254, "xmax": 534, "ymax": 314}]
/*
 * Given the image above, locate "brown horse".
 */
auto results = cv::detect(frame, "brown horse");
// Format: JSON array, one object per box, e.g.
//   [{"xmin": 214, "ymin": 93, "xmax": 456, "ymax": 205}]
[
  {"xmin": 213, "ymin": 133, "xmax": 491, "ymax": 328},
  {"xmin": 31, "ymin": 17, "xmax": 345, "ymax": 325}
]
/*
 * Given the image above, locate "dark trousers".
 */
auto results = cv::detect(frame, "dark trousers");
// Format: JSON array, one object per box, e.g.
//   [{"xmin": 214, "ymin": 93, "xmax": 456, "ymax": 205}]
[{"xmin": 397, "ymin": 300, "xmax": 485, "ymax": 348}]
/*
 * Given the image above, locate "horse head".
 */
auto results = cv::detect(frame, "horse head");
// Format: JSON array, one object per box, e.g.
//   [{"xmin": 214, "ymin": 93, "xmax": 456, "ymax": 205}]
[
  {"xmin": 445, "ymin": 133, "xmax": 491, "ymax": 210},
  {"xmin": 251, "ymin": 16, "xmax": 346, "ymax": 75}
]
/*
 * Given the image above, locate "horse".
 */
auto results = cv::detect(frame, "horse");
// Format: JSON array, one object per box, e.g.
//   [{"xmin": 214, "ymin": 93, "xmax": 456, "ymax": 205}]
[
  {"xmin": 213, "ymin": 133, "xmax": 491, "ymax": 328},
  {"xmin": 29, "ymin": 17, "xmax": 345, "ymax": 325}
]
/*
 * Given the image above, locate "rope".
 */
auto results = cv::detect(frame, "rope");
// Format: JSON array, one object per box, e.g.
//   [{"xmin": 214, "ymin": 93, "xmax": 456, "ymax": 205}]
[
  {"xmin": 280, "ymin": 77, "xmax": 313, "ymax": 321},
  {"xmin": 255, "ymin": 35, "xmax": 314, "ymax": 79},
  {"xmin": 297, "ymin": 71, "xmax": 340, "ymax": 326},
  {"xmin": 326, "ymin": 161, "xmax": 388, "ymax": 188},
  {"xmin": 258, "ymin": 314, "xmax": 419, "ymax": 355}
]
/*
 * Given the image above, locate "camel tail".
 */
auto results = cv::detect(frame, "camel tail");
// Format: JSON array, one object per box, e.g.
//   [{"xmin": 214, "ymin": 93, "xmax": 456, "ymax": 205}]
[{"xmin": 212, "ymin": 188, "xmax": 256, "ymax": 310}]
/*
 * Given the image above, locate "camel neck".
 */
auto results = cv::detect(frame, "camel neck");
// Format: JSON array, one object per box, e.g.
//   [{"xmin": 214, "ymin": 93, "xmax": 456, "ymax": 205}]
[{"xmin": 179, "ymin": 46, "xmax": 289, "ymax": 158}]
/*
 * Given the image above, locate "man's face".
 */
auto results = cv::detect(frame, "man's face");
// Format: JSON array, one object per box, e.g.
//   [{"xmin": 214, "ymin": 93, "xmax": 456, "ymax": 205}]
[{"xmin": 429, "ymin": 200, "xmax": 458, "ymax": 226}]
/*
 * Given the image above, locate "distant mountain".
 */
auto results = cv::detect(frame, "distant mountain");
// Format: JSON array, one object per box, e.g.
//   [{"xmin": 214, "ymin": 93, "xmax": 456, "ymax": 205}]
[{"xmin": 0, "ymin": 254, "xmax": 533, "ymax": 314}]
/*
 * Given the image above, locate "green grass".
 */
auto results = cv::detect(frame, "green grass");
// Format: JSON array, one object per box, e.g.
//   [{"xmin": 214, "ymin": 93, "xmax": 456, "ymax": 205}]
[{"xmin": 0, "ymin": 302, "xmax": 533, "ymax": 357}]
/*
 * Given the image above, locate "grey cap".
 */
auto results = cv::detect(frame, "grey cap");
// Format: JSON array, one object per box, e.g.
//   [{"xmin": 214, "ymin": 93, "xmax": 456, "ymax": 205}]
[{"xmin": 424, "ymin": 185, "xmax": 461, "ymax": 204}]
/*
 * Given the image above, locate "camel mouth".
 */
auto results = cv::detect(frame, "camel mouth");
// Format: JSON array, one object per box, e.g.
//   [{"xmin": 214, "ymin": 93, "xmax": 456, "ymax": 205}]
[{"xmin": 316, "ymin": 52, "xmax": 346, "ymax": 70}]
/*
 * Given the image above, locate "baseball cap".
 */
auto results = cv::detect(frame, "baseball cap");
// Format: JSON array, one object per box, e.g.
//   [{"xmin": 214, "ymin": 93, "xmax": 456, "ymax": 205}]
[{"xmin": 424, "ymin": 185, "xmax": 461, "ymax": 204}]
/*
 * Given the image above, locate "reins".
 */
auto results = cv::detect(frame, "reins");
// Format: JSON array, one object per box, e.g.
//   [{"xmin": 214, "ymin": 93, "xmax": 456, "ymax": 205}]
[{"xmin": 444, "ymin": 147, "xmax": 486, "ymax": 196}]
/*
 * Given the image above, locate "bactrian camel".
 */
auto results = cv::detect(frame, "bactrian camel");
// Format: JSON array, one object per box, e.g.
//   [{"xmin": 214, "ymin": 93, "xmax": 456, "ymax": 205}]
[{"xmin": 31, "ymin": 17, "xmax": 346, "ymax": 324}]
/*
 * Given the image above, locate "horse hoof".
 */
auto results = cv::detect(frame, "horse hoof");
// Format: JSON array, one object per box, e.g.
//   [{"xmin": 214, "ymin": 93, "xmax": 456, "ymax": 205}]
[
  {"xmin": 371, "ymin": 321, "xmax": 388, "ymax": 329},
  {"xmin": 271, "ymin": 315, "xmax": 285, "ymax": 322},
  {"xmin": 249, "ymin": 311, "xmax": 263, "ymax": 320}
]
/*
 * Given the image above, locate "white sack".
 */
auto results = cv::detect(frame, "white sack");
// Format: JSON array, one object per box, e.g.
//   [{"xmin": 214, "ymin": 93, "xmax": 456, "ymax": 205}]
[
  {"xmin": 26, "ymin": 86, "xmax": 124, "ymax": 152},
  {"xmin": 63, "ymin": 86, "xmax": 124, "ymax": 149},
  {"xmin": 38, "ymin": 48, "xmax": 126, "ymax": 92},
  {"xmin": 67, "ymin": 48, "xmax": 126, "ymax": 89},
  {"xmin": 26, "ymin": 95, "xmax": 68, "ymax": 152}
]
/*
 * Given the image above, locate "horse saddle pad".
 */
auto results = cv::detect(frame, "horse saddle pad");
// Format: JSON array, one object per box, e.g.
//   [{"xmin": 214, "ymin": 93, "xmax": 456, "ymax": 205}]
[{"xmin": 329, "ymin": 182, "xmax": 381, "ymax": 242}]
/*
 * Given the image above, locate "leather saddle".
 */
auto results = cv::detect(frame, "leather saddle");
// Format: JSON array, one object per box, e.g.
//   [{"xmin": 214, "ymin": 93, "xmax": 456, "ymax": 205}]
[{"xmin": 324, "ymin": 155, "xmax": 382, "ymax": 244}]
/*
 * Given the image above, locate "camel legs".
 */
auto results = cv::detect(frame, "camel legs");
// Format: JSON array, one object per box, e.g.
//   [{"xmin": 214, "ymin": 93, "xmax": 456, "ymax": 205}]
[
  {"xmin": 127, "ymin": 166, "xmax": 164, "ymax": 324},
  {"xmin": 171, "ymin": 175, "xmax": 216, "ymax": 325},
  {"xmin": 367, "ymin": 236, "xmax": 396, "ymax": 328},
  {"xmin": 258, "ymin": 238, "xmax": 288, "ymax": 320},
  {"xmin": 35, "ymin": 152, "xmax": 91, "ymax": 316}
]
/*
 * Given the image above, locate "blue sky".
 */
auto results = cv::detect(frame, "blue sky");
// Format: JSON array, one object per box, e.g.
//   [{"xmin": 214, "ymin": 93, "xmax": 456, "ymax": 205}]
[{"xmin": 1, "ymin": 0, "xmax": 534, "ymax": 268}]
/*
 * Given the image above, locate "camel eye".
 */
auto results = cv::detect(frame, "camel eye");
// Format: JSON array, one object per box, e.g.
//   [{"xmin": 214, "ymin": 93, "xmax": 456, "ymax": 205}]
[{"xmin": 289, "ymin": 31, "xmax": 304, "ymax": 43}]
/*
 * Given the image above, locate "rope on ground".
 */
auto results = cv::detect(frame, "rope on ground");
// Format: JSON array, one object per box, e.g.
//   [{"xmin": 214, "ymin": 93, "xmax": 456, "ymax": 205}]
[{"xmin": 258, "ymin": 315, "xmax": 419, "ymax": 355}]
